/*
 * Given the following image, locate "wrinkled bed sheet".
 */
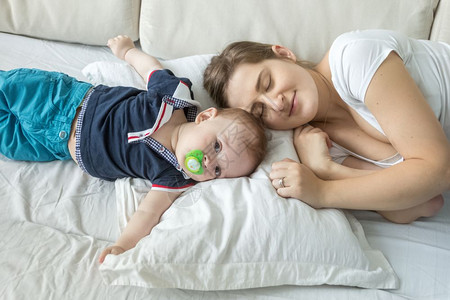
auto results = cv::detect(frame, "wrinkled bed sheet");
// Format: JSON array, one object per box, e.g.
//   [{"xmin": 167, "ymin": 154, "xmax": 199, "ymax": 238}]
[{"xmin": 0, "ymin": 32, "xmax": 449, "ymax": 300}]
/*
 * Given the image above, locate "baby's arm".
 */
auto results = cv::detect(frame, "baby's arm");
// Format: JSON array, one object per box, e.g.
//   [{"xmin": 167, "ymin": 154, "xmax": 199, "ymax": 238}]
[
  {"xmin": 107, "ymin": 35, "xmax": 163, "ymax": 83},
  {"xmin": 98, "ymin": 190, "xmax": 181, "ymax": 263}
]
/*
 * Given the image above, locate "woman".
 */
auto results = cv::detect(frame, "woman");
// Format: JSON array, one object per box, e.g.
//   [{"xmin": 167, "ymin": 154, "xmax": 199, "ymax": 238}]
[{"xmin": 203, "ymin": 29, "xmax": 450, "ymax": 223}]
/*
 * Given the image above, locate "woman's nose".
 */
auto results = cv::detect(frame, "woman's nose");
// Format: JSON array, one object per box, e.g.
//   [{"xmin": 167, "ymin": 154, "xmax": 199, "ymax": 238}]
[{"xmin": 262, "ymin": 94, "xmax": 283, "ymax": 111}]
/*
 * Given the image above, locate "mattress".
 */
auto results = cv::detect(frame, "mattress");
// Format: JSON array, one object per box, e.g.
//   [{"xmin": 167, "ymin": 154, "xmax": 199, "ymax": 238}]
[{"xmin": 1, "ymin": 32, "xmax": 449, "ymax": 299}]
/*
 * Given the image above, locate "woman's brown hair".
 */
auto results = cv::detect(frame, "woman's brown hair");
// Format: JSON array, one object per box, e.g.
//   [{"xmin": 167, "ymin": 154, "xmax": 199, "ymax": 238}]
[{"xmin": 203, "ymin": 41, "xmax": 313, "ymax": 108}]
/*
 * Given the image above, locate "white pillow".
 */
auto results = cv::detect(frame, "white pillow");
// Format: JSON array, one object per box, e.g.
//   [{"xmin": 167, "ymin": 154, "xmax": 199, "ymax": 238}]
[
  {"xmin": 100, "ymin": 130, "xmax": 398, "ymax": 290},
  {"xmin": 82, "ymin": 54, "xmax": 217, "ymax": 110},
  {"xmin": 83, "ymin": 59, "xmax": 398, "ymax": 290}
]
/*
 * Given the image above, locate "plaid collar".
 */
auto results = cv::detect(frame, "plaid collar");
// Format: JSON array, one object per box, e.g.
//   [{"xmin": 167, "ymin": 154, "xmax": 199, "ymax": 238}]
[
  {"xmin": 162, "ymin": 95, "xmax": 198, "ymax": 122},
  {"xmin": 142, "ymin": 137, "xmax": 190, "ymax": 180}
]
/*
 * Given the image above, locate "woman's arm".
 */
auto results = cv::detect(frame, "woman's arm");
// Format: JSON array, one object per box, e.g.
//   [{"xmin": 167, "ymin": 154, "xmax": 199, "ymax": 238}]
[
  {"xmin": 273, "ymin": 53, "xmax": 449, "ymax": 211},
  {"xmin": 99, "ymin": 190, "xmax": 180, "ymax": 263},
  {"xmin": 323, "ymin": 52, "xmax": 450, "ymax": 209},
  {"xmin": 107, "ymin": 35, "xmax": 163, "ymax": 83},
  {"xmin": 293, "ymin": 125, "xmax": 379, "ymax": 180}
]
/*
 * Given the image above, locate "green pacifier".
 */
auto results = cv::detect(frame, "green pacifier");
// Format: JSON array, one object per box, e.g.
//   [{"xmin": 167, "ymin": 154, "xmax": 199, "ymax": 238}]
[{"xmin": 184, "ymin": 149, "xmax": 204, "ymax": 175}]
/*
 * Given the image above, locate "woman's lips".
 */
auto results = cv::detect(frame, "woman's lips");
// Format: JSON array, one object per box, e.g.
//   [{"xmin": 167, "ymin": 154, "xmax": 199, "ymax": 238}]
[{"xmin": 289, "ymin": 92, "xmax": 297, "ymax": 116}]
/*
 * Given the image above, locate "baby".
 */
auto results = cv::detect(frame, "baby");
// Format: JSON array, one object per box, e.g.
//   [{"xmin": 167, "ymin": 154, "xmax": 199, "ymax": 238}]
[{"xmin": 0, "ymin": 35, "xmax": 267, "ymax": 262}]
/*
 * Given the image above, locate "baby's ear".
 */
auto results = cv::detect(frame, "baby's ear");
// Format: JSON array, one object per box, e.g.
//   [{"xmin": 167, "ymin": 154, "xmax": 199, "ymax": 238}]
[{"xmin": 195, "ymin": 107, "xmax": 218, "ymax": 123}]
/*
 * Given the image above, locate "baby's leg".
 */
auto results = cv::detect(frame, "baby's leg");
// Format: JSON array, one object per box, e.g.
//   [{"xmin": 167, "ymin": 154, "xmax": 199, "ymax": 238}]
[
  {"xmin": 377, "ymin": 195, "xmax": 444, "ymax": 224},
  {"xmin": 0, "ymin": 69, "xmax": 89, "ymax": 161},
  {"xmin": 0, "ymin": 102, "xmax": 59, "ymax": 161},
  {"xmin": 0, "ymin": 69, "xmax": 61, "ymax": 161}
]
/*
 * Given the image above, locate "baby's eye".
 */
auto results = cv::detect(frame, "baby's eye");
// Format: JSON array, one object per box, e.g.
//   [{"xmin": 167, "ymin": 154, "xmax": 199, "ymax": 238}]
[
  {"xmin": 214, "ymin": 141, "xmax": 221, "ymax": 153},
  {"xmin": 215, "ymin": 166, "xmax": 221, "ymax": 177}
]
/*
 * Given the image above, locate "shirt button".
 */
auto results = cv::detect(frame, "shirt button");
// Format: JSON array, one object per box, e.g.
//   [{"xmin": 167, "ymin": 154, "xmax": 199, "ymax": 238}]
[
  {"xmin": 59, "ymin": 131, "xmax": 67, "ymax": 139},
  {"xmin": 158, "ymin": 146, "xmax": 164, "ymax": 153}
]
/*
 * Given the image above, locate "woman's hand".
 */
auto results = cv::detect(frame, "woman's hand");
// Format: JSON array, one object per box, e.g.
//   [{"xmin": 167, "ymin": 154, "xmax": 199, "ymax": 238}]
[
  {"xmin": 107, "ymin": 35, "xmax": 135, "ymax": 60},
  {"xmin": 98, "ymin": 245, "xmax": 126, "ymax": 264},
  {"xmin": 269, "ymin": 158, "xmax": 325, "ymax": 208},
  {"xmin": 293, "ymin": 125, "xmax": 334, "ymax": 179}
]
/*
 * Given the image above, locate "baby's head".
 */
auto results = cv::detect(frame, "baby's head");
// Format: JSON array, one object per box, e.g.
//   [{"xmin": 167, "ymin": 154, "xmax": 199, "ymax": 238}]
[
  {"xmin": 203, "ymin": 41, "xmax": 313, "ymax": 109},
  {"xmin": 179, "ymin": 107, "xmax": 267, "ymax": 182}
]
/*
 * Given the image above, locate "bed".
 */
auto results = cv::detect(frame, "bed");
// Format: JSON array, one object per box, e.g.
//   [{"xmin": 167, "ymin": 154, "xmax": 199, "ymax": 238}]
[{"xmin": 1, "ymin": 0, "xmax": 450, "ymax": 299}]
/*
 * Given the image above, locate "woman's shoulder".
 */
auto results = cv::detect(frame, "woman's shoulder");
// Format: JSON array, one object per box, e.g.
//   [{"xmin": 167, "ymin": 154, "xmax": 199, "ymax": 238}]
[
  {"xmin": 332, "ymin": 29, "xmax": 405, "ymax": 46},
  {"xmin": 328, "ymin": 30, "xmax": 405, "ymax": 102},
  {"xmin": 330, "ymin": 30, "xmax": 406, "ymax": 59}
]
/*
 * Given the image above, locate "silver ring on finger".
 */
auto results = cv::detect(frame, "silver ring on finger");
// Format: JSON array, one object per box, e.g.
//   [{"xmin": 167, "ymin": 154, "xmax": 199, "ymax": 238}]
[{"xmin": 278, "ymin": 177, "xmax": 285, "ymax": 188}]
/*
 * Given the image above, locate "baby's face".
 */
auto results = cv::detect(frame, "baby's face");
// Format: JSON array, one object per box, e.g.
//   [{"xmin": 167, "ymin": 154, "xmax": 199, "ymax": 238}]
[{"xmin": 177, "ymin": 115, "xmax": 258, "ymax": 182}]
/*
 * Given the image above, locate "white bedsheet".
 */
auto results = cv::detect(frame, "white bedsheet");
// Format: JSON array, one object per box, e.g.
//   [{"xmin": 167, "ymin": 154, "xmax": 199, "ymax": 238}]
[{"xmin": 0, "ymin": 32, "xmax": 449, "ymax": 300}]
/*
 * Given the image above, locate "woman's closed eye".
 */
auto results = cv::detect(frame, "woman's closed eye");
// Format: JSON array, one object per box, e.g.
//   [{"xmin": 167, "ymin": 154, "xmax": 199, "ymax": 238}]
[{"xmin": 265, "ymin": 75, "xmax": 272, "ymax": 91}]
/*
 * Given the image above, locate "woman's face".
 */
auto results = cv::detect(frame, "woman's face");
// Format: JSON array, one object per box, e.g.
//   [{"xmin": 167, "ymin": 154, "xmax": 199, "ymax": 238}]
[{"xmin": 225, "ymin": 57, "xmax": 319, "ymax": 130}]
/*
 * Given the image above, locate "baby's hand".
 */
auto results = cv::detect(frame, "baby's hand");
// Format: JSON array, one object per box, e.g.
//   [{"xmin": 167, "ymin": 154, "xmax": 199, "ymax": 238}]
[
  {"xmin": 107, "ymin": 35, "xmax": 135, "ymax": 60},
  {"xmin": 293, "ymin": 125, "xmax": 333, "ymax": 177},
  {"xmin": 98, "ymin": 245, "xmax": 126, "ymax": 264}
]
